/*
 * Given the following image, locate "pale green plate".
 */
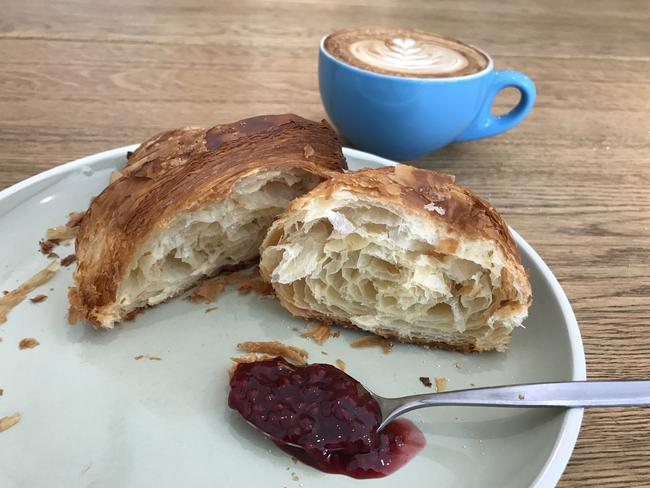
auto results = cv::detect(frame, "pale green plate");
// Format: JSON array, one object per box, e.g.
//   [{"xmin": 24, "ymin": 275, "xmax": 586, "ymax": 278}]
[{"xmin": 0, "ymin": 146, "xmax": 585, "ymax": 488}]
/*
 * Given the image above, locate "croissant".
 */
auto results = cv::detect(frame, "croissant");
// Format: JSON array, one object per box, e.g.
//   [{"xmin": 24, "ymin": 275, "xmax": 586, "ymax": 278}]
[
  {"xmin": 259, "ymin": 165, "xmax": 532, "ymax": 352},
  {"xmin": 69, "ymin": 114, "xmax": 347, "ymax": 328}
]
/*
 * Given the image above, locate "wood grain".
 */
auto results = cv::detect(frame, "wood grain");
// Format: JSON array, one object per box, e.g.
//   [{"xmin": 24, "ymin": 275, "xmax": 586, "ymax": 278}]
[{"xmin": 1, "ymin": 0, "xmax": 649, "ymax": 485}]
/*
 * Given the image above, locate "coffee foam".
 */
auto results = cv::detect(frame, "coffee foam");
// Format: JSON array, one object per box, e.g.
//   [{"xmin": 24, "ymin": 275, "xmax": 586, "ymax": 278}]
[
  {"xmin": 350, "ymin": 37, "xmax": 469, "ymax": 76},
  {"xmin": 324, "ymin": 28, "xmax": 489, "ymax": 79}
]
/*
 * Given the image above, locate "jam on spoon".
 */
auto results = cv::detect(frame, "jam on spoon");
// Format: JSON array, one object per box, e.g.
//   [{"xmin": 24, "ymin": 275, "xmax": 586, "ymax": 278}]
[{"xmin": 228, "ymin": 357, "xmax": 425, "ymax": 479}]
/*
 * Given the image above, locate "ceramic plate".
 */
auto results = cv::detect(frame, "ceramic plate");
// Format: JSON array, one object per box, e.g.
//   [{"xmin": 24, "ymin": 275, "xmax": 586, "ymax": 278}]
[{"xmin": 0, "ymin": 146, "xmax": 585, "ymax": 488}]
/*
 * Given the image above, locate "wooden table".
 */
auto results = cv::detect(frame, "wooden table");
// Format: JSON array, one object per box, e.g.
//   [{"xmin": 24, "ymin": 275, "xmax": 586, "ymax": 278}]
[{"xmin": 1, "ymin": 0, "xmax": 649, "ymax": 485}]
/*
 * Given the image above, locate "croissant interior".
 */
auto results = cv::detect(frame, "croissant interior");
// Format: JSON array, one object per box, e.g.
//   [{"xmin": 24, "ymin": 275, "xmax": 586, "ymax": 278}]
[
  {"xmin": 118, "ymin": 169, "xmax": 323, "ymax": 313},
  {"xmin": 261, "ymin": 185, "xmax": 531, "ymax": 352}
]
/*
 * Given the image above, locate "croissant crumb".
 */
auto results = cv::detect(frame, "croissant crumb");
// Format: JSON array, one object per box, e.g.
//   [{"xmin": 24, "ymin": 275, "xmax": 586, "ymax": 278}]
[
  {"xmin": 0, "ymin": 260, "xmax": 60, "ymax": 325},
  {"xmin": 300, "ymin": 322, "xmax": 332, "ymax": 345},
  {"xmin": 350, "ymin": 335, "xmax": 393, "ymax": 353},
  {"xmin": 237, "ymin": 341, "xmax": 308, "ymax": 365},
  {"xmin": 0, "ymin": 412, "xmax": 21, "ymax": 433},
  {"xmin": 19, "ymin": 338, "xmax": 40, "ymax": 349}
]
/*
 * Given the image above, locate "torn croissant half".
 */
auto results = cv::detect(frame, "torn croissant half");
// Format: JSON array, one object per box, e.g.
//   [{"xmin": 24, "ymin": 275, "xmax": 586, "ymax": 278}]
[
  {"xmin": 259, "ymin": 165, "xmax": 532, "ymax": 352},
  {"xmin": 69, "ymin": 114, "xmax": 347, "ymax": 328}
]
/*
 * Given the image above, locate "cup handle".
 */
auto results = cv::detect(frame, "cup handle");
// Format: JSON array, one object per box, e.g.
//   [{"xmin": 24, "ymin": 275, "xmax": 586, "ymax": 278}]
[{"xmin": 455, "ymin": 70, "xmax": 536, "ymax": 142}]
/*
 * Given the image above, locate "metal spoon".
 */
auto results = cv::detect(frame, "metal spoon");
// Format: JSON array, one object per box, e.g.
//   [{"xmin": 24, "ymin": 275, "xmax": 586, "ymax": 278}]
[{"xmin": 373, "ymin": 380, "xmax": 650, "ymax": 432}]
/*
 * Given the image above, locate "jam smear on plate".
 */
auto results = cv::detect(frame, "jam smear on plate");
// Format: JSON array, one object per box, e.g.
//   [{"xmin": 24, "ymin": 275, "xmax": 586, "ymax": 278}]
[{"xmin": 228, "ymin": 357, "xmax": 425, "ymax": 478}]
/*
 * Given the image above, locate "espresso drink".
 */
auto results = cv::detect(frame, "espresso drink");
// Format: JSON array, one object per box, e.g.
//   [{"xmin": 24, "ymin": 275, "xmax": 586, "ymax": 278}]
[{"xmin": 324, "ymin": 27, "xmax": 489, "ymax": 78}]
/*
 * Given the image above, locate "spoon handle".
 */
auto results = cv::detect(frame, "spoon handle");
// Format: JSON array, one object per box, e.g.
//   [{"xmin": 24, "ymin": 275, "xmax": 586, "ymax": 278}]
[{"xmin": 379, "ymin": 380, "xmax": 650, "ymax": 427}]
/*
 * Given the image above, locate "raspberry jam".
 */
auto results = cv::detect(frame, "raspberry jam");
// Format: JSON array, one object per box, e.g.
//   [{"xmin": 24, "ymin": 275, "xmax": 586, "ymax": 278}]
[{"xmin": 228, "ymin": 357, "xmax": 425, "ymax": 478}]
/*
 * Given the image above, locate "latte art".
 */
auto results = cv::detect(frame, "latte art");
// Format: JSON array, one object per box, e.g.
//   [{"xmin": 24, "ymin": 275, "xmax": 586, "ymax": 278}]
[
  {"xmin": 349, "ymin": 37, "xmax": 469, "ymax": 76},
  {"xmin": 324, "ymin": 27, "xmax": 489, "ymax": 79}
]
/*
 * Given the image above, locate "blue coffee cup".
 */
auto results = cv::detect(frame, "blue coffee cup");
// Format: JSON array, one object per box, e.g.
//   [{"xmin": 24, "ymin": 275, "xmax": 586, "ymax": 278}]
[{"xmin": 319, "ymin": 37, "xmax": 536, "ymax": 160}]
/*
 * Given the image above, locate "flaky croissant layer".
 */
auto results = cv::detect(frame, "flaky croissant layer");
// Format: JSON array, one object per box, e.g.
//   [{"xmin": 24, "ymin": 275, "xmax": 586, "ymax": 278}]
[
  {"xmin": 118, "ymin": 170, "xmax": 323, "ymax": 313},
  {"xmin": 260, "ymin": 165, "xmax": 532, "ymax": 352}
]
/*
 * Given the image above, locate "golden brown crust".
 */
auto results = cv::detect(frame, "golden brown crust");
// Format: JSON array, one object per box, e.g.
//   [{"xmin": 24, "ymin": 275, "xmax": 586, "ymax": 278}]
[
  {"xmin": 391, "ymin": 165, "xmax": 522, "ymax": 263},
  {"xmin": 303, "ymin": 165, "xmax": 523, "ymax": 266},
  {"xmin": 70, "ymin": 115, "xmax": 347, "ymax": 326}
]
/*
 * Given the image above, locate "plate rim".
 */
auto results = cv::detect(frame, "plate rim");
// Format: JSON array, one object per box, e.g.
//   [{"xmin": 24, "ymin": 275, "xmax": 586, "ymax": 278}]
[{"xmin": 0, "ymin": 144, "xmax": 586, "ymax": 488}]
